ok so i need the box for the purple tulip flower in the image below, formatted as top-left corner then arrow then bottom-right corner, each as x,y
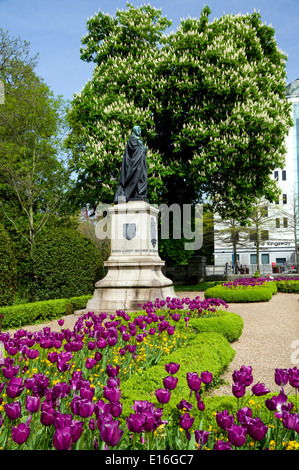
213,440 -> 232,450
248,417 -> 268,441
179,412 -> 195,430
275,368 -> 289,386
216,410 -> 235,431
201,371 -> 213,385
232,382 -> 246,398
251,382 -> 270,396
176,399 -> 193,412
186,372 -> 202,394
227,424 -> 247,447
100,419 -> 123,447
12,422 -> 31,445
155,388 -> 171,405
165,363 -> 180,375
4,401 -> 21,420
163,376 -> 178,390
53,426 -> 73,450
194,430 -> 209,449
26,395 -> 40,414
232,365 -> 253,386
6,377 -> 24,399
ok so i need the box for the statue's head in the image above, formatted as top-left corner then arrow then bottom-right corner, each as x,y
133,125 -> 141,136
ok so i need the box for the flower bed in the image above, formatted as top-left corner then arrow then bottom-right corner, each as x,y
0,297 -> 298,451
204,277 -> 278,303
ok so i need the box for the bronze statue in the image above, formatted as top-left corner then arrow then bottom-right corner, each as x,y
114,126 -> 147,203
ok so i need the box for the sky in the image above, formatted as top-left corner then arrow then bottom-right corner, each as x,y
1,0 -> 299,102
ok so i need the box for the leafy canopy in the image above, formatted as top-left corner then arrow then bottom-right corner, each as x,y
66,4 -> 292,221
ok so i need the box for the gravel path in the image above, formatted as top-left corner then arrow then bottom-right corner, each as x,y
5,291 -> 299,396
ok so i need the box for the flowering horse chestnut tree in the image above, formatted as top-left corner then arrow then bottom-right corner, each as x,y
66,4 -> 292,223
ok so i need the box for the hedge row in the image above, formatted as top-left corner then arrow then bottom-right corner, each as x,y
276,280 -> 299,293
204,284 -> 275,303
0,295 -> 92,330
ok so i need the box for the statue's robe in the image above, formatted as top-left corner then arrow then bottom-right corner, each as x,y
114,134 -> 147,203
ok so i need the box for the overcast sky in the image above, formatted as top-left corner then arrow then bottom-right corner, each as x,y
1,0 -> 298,101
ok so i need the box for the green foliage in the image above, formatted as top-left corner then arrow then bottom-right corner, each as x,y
32,228 -> 104,301
0,294 -> 92,330
204,285 -> 273,302
276,280 -> 299,293
0,223 -> 17,306
186,311 -> 244,343
66,4 -> 292,221
120,332 -> 235,418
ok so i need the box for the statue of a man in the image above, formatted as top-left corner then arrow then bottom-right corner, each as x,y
114,125 -> 148,203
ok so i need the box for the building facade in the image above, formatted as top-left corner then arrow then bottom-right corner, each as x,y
213,79 -> 299,275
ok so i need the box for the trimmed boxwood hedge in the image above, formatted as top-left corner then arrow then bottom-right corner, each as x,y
120,332 -> 236,420
204,284 -> 273,302
186,310 -> 244,343
0,295 -> 92,330
276,280 -> 299,293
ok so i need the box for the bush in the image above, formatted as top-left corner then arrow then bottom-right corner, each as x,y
276,280 -> 299,293
0,295 -> 92,330
120,332 -> 235,419
0,223 -> 18,307
32,228 -> 105,301
186,310 -> 244,343
204,285 -> 273,302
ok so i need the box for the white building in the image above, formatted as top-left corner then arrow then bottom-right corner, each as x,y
213,79 -> 299,275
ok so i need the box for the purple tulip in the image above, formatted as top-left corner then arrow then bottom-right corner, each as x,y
201,371 -> 213,385
247,417 -> 268,441
179,412 -> 195,430
275,368 -> 289,387
251,382 -> 270,396
165,363 -> 180,375
163,376 -> 178,390
78,399 -> 95,418
85,358 -> 97,369
282,411 -> 299,431
236,407 -> 252,428
186,372 -> 202,393
232,365 -> 253,386
176,399 -> 193,412
227,424 -> 247,447
27,349 -> 39,360
58,319 -> 65,326
103,386 -> 121,403
288,367 -> 299,389
26,395 -> 40,414
155,388 -> 171,405
12,422 -> 31,445
40,406 -> 55,426
232,383 -> 246,398
6,377 -> 24,399
216,410 -> 234,431
194,430 -> 209,449
4,401 -> 21,420
100,419 -> 123,447
127,413 -> 147,433
106,365 -> 120,378
2,365 -> 20,379
213,440 -> 232,450
53,426 -> 73,450
70,420 -> 84,443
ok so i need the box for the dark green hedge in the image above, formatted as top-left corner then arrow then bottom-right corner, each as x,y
204,285 -> 273,302
121,332 -> 235,419
0,223 -> 18,307
32,228 -> 104,301
0,295 -> 92,330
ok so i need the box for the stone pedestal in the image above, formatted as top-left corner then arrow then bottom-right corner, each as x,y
85,201 -> 175,313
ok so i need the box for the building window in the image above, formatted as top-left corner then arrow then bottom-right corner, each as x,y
249,230 -> 257,241
250,254 -> 257,264
276,218 -> 280,228
261,230 -> 269,241
262,254 -> 269,264
283,217 -> 288,228
274,170 -> 279,180
283,194 -> 287,204
282,170 -> 286,181
261,206 -> 268,217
